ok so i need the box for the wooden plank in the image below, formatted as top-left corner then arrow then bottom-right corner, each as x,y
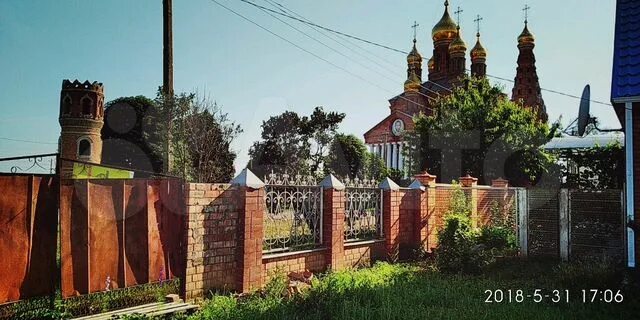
72,302 -> 162,320
559,189 -> 569,262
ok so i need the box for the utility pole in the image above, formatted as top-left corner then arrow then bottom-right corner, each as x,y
163,0 -> 174,174
163,0 -> 174,96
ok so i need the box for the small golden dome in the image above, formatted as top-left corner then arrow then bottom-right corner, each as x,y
432,1 -> 458,41
518,22 -> 535,45
428,56 -> 435,71
470,33 -> 487,60
448,27 -> 467,54
404,70 -> 421,92
407,40 -> 422,64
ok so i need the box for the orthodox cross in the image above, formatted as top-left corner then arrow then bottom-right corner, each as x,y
454,6 -> 463,25
523,4 -> 531,23
411,21 -> 419,42
474,14 -> 483,34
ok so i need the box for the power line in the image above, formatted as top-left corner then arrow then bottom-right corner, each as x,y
209,0 -> 436,111
246,0 -> 451,96
0,137 -> 57,145
238,0 -> 611,107
250,0 -> 441,100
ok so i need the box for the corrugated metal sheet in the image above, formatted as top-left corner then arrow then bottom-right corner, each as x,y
611,0 -> 640,100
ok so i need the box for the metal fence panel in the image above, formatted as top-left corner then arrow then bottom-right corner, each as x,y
527,188 -> 560,257
569,189 -> 625,260
263,173 -> 322,253
343,177 -> 382,242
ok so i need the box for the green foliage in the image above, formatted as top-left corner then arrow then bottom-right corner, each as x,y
556,140 -> 624,189
324,134 -> 389,181
325,134 -> 368,178
248,107 -> 345,178
445,182 -> 471,217
188,261 -> 639,320
434,214 -> 488,274
405,76 -> 554,186
155,91 -> 242,182
478,226 -> 517,251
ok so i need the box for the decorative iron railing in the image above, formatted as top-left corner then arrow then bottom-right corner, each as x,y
263,172 -> 322,253
0,153 -> 58,174
343,177 -> 383,242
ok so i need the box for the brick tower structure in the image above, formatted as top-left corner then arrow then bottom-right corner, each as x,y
511,20 -> 548,122
58,80 -> 105,178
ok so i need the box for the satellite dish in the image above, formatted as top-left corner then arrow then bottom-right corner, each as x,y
577,85 -> 591,136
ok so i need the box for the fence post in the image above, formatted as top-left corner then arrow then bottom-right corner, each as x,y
231,169 -> 265,292
409,179 -> 428,253
413,172 -> 437,252
559,189 -> 570,262
320,174 -> 345,271
459,175 -> 479,228
380,177 -> 401,262
517,188 -> 528,258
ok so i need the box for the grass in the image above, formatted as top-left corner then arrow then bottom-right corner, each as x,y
188,259 -> 640,320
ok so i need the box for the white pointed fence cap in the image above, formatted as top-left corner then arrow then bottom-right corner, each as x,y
408,179 -> 426,191
378,177 -> 400,191
319,174 -> 345,190
230,168 -> 265,189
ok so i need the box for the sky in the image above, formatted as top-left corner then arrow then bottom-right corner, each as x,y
0,0 -> 619,174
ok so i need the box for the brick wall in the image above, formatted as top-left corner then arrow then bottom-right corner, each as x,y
262,250 -> 327,284
184,183 -> 239,300
344,241 -> 385,268
182,174 -> 519,300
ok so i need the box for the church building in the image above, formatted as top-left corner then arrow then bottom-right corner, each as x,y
363,1 -> 547,172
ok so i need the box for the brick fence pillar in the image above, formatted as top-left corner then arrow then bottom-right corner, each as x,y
460,174 -> 479,228
380,177 -> 401,262
491,178 -> 509,188
231,169 -> 265,293
320,174 -> 345,271
413,172 -> 437,252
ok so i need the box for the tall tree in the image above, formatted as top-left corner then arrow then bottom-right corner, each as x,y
405,76 -> 555,186
248,107 -> 345,179
155,91 -> 242,182
325,133 -> 388,181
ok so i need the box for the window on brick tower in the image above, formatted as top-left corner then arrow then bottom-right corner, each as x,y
62,96 -> 72,114
82,97 -> 92,116
78,139 -> 91,157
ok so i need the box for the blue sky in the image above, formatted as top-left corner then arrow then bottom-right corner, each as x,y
0,0 -> 618,174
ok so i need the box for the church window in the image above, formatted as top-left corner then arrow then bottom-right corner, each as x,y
78,139 -> 91,157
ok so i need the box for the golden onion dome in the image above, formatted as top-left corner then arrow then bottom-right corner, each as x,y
518,22 -> 535,45
404,70 -> 421,92
470,33 -> 487,60
448,27 -> 467,54
432,1 -> 458,41
428,56 -> 435,71
407,40 -> 422,64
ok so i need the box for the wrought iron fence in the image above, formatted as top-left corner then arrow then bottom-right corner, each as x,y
0,153 -> 58,174
263,172 -> 322,253
343,177 -> 382,242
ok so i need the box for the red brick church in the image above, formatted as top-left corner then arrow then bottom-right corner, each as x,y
363,1 -> 547,173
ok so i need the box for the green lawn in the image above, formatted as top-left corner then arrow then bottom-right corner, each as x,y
189,258 -> 640,320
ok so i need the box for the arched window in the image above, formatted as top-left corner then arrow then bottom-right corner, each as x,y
62,96 -> 72,114
78,139 -> 91,157
81,97 -> 92,116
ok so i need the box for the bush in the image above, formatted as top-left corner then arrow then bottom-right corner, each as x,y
478,226 -> 517,251
434,214 -> 489,274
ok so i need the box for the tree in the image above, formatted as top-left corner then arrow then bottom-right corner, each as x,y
324,134 -> 390,181
155,90 -> 242,182
405,76 -> 555,186
248,107 -> 345,178
556,141 -> 624,189
101,96 -> 164,175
